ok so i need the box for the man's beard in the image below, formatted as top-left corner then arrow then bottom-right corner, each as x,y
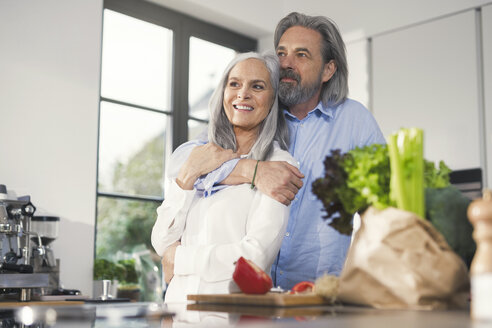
278,69 -> 323,107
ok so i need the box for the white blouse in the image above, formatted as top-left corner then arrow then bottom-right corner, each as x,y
151,143 -> 296,303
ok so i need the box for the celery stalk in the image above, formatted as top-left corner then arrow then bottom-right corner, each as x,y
388,128 -> 425,219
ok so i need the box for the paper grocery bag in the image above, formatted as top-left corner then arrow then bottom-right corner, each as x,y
338,206 -> 469,310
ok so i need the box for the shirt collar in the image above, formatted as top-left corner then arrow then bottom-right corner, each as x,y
282,101 -> 336,121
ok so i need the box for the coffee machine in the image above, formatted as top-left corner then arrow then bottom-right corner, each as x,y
0,184 -> 59,301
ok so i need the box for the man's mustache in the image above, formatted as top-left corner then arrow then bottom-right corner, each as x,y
280,69 -> 300,83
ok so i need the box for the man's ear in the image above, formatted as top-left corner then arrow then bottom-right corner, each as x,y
322,60 -> 337,82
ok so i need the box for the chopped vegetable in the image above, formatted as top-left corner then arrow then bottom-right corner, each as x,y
290,281 -> 315,294
233,257 -> 272,294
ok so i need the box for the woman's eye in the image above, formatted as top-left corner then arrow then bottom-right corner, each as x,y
253,84 -> 264,90
229,81 -> 239,87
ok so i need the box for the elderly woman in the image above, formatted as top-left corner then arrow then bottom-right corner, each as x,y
151,52 -> 296,303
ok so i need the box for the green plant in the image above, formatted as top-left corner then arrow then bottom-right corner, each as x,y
93,258 -> 138,286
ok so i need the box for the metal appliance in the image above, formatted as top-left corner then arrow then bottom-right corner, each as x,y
0,184 -> 59,301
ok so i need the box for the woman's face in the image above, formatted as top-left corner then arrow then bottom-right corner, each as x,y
223,58 -> 274,133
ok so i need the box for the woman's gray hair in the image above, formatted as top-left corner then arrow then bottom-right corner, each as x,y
208,52 -> 289,161
274,12 -> 348,106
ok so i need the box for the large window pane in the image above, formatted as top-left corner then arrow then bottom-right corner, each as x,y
95,196 -> 162,301
188,37 -> 236,125
101,9 -> 173,111
96,197 -> 160,258
98,101 -> 168,197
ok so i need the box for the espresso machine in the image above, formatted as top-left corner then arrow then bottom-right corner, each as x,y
0,184 -> 60,301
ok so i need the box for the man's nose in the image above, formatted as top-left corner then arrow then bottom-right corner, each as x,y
279,54 -> 294,70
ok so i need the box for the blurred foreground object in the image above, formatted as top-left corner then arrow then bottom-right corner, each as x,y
338,207 -> 469,310
467,189 -> 492,321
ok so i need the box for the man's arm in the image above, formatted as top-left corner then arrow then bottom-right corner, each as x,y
221,159 -> 304,206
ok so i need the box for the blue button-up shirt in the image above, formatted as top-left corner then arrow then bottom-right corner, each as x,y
271,99 -> 385,289
167,98 -> 385,290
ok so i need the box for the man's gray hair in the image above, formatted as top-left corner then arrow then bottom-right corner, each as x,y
208,52 -> 289,161
274,12 -> 348,106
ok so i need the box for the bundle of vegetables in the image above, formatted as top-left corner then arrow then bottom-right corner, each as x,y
312,128 -> 475,265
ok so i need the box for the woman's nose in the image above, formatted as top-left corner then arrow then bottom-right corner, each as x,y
237,87 -> 250,99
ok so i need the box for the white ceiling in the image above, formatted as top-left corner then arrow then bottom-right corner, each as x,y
149,0 -> 491,43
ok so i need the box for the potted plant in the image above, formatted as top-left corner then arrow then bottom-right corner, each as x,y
93,258 -> 124,298
116,258 -> 140,301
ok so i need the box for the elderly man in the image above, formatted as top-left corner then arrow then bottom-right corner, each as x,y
162,12 -> 385,290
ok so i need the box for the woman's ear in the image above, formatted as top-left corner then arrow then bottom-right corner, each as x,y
322,60 -> 337,83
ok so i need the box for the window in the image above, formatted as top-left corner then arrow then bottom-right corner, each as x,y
188,37 -> 236,139
96,0 -> 256,301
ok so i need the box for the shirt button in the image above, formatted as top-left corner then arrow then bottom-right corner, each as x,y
294,197 -> 298,201
285,232 -> 290,237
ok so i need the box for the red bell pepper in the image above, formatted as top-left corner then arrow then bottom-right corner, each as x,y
290,281 -> 315,294
233,257 -> 272,294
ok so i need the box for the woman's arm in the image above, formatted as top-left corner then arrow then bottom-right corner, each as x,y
174,191 -> 289,283
151,178 -> 196,256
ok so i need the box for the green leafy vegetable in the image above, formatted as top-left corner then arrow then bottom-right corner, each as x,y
312,149 -> 353,235
312,144 -> 392,235
424,160 -> 451,188
312,132 -> 453,235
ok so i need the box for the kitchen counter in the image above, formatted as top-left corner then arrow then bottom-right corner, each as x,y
0,301 -> 484,328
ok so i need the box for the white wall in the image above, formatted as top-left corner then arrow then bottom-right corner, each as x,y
0,0 -> 103,296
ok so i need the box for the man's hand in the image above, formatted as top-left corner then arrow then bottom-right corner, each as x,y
255,161 -> 304,205
162,241 -> 180,284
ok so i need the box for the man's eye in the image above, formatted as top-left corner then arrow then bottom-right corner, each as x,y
276,51 -> 286,57
298,53 -> 307,57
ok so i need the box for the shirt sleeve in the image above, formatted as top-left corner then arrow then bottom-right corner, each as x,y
173,191 -> 289,283
151,178 -> 196,256
355,104 -> 386,147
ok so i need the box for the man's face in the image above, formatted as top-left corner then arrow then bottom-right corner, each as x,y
276,26 -> 332,107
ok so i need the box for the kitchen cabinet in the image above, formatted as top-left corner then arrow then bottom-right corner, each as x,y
372,11 -> 481,173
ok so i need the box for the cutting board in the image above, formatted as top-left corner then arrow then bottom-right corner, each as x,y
0,300 -> 85,308
187,292 -> 330,307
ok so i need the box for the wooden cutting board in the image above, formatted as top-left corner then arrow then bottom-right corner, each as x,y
187,292 -> 330,307
0,300 -> 85,308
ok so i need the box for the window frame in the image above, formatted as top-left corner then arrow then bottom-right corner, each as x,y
95,0 -> 257,259
103,0 -> 257,149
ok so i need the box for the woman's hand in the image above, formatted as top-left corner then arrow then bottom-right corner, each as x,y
162,241 -> 180,284
177,143 -> 239,190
